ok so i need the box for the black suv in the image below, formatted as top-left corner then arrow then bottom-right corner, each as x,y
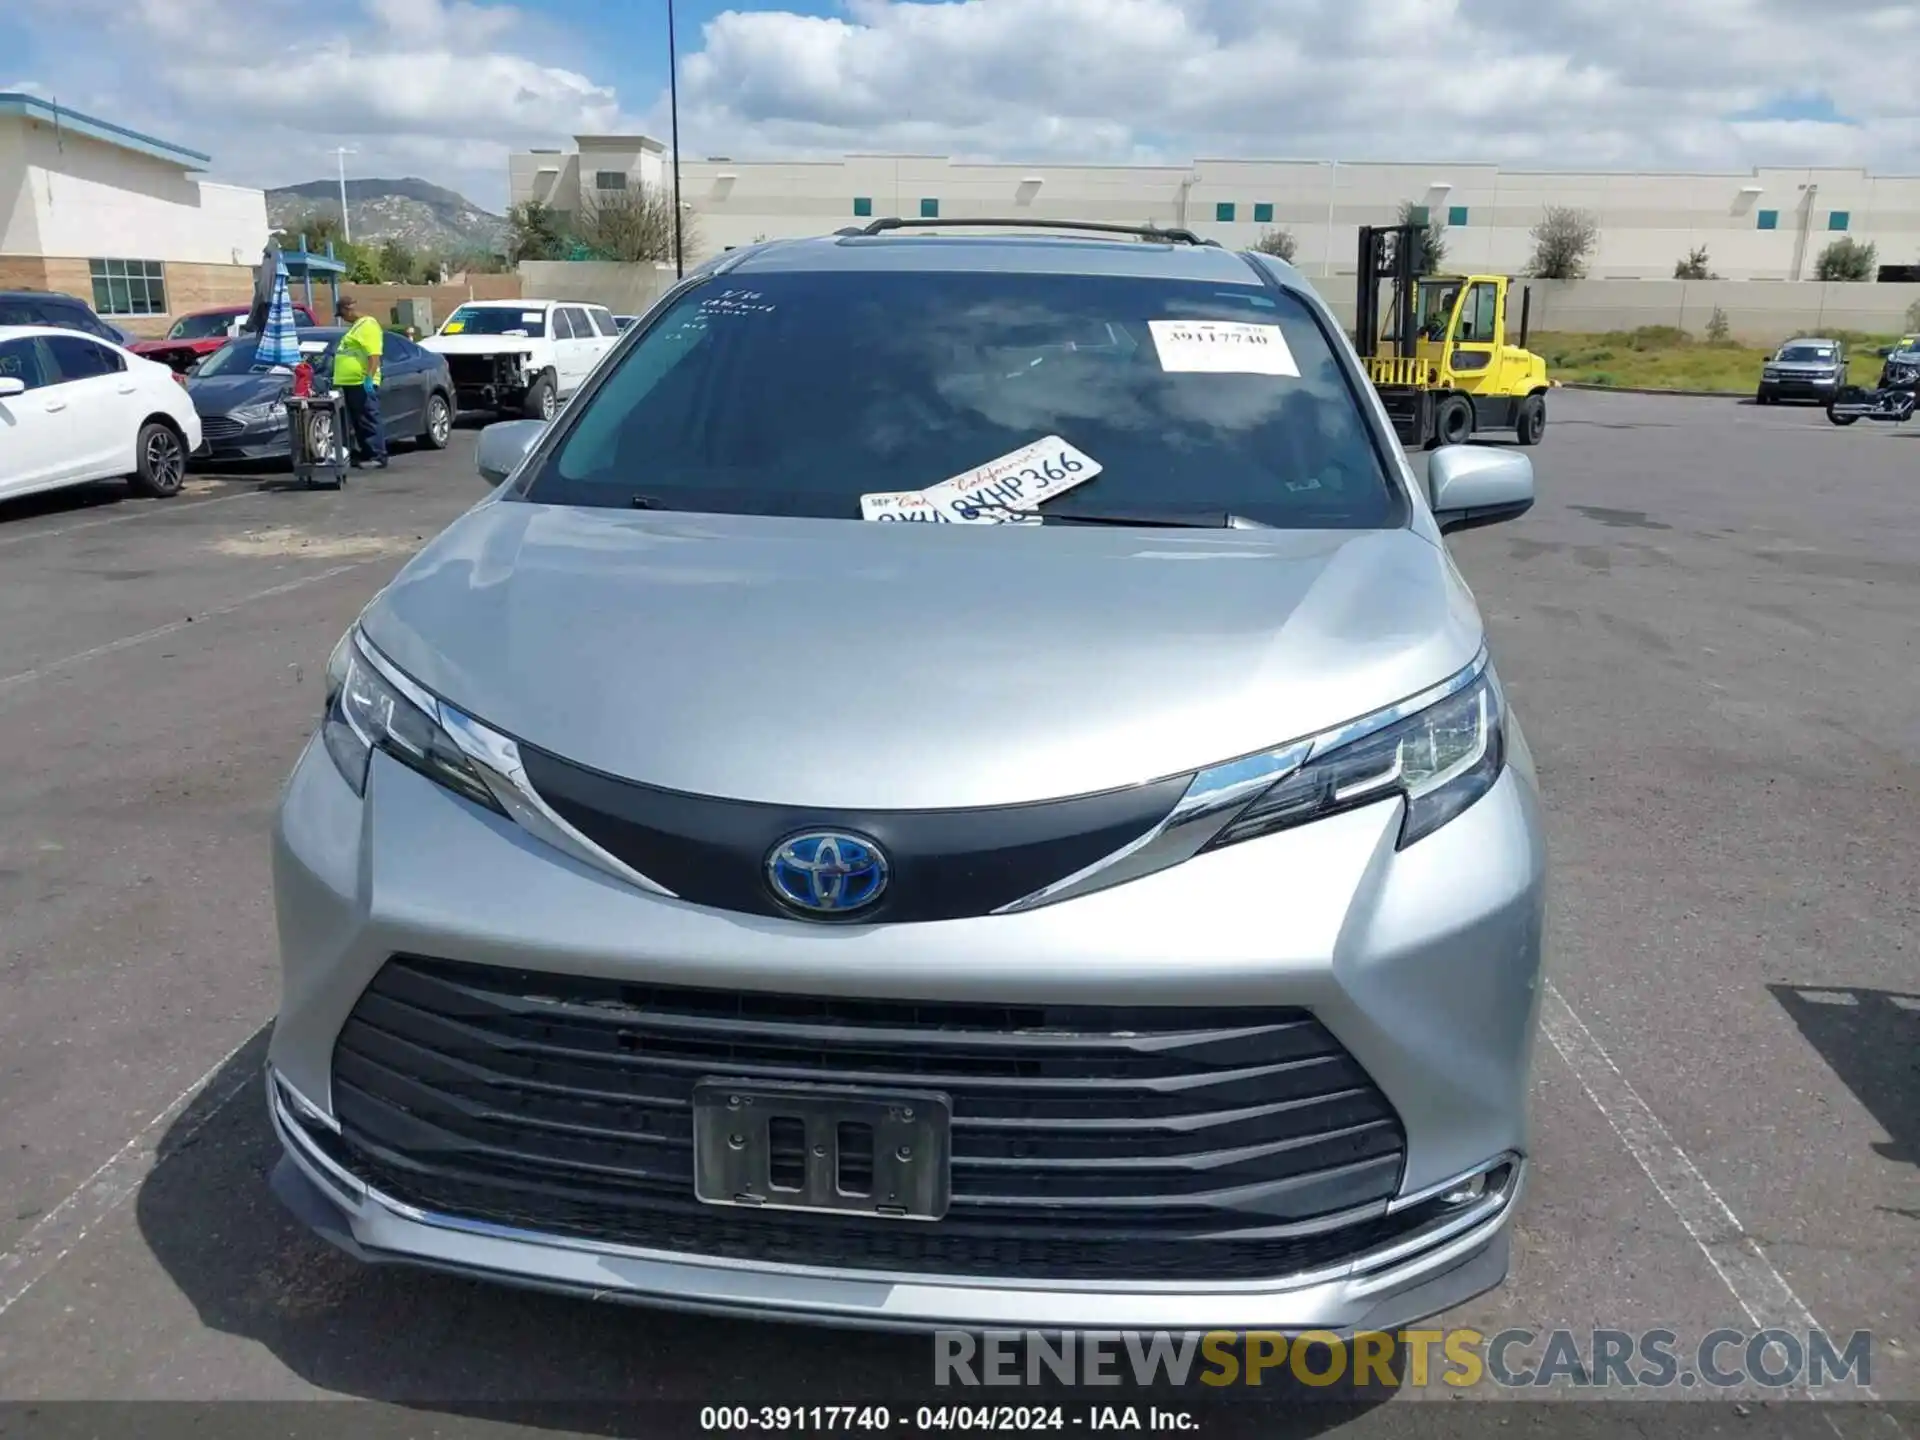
0,291 -> 131,345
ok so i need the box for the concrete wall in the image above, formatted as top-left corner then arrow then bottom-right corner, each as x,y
518,260 -> 677,314
1304,276 -> 1920,342
319,276 -> 524,327
604,151 -> 1920,280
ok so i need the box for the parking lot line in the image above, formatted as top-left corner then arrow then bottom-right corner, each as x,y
0,486 -> 256,552
0,1027 -> 260,1319
0,561 -> 370,696
1542,980 -> 1898,1422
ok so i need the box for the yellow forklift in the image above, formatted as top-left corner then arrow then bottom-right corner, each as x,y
1354,222 -> 1550,449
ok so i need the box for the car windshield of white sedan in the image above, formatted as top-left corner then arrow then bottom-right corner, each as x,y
444,306 -> 546,338
528,269 -> 1399,528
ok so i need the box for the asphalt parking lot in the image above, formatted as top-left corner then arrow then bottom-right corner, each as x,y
0,393 -> 1913,1435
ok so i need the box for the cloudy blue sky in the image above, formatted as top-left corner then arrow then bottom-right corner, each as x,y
3,0 -> 1911,210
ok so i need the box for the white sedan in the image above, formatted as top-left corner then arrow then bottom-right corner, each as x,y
0,325 -> 202,503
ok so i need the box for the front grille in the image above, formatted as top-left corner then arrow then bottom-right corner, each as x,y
447,355 -> 514,388
327,956 -> 1411,1281
199,415 -> 244,440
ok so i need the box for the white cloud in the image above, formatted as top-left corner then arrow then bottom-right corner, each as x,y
9,0 -> 1920,215
6,0 -> 641,206
668,0 -> 1919,173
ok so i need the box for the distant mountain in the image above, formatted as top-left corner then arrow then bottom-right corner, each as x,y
267,178 -> 507,256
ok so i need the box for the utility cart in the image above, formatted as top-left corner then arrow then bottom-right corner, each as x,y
1353,222 -> 1551,449
285,389 -> 349,489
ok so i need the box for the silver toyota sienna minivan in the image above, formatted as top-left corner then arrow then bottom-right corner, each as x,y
266,221 -> 1548,1333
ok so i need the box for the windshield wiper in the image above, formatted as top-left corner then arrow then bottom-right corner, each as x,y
630,494 -> 669,510
952,500 -> 1252,529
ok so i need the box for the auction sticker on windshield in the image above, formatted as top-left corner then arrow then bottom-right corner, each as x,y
1150,319 -> 1299,376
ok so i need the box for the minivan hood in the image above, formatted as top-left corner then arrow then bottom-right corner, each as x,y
361,505 -> 1484,809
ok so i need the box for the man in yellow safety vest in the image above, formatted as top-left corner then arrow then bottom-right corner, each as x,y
331,296 -> 388,469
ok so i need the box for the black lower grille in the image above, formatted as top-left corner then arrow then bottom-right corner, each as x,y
328,956 -> 1411,1282
199,415 -> 245,439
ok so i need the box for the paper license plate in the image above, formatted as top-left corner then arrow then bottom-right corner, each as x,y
691,1079 -> 952,1220
860,435 -> 1101,523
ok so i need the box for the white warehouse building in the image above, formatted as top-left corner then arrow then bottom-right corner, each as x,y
512,141 -> 1917,281
0,92 -> 270,336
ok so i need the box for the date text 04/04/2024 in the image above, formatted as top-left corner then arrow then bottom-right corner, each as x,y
699,1406 -> 1198,1431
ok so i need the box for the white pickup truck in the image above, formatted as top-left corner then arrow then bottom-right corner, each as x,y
421,299 -> 622,421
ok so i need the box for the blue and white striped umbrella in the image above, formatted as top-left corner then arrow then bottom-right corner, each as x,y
255,258 -> 301,369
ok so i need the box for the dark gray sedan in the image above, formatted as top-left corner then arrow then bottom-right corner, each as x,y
187,326 -> 455,462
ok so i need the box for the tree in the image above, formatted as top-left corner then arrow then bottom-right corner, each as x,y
1705,306 -> 1731,343
506,201 -> 569,263
1673,245 -> 1718,280
1396,200 -> 1446,274
1251,227 -> 1298,262
1528,206 -> 1600,279
1905,296 -> 1920,332
572,182 -> 697,266
377,237 -> 425,286
1814,237 -> 1877,282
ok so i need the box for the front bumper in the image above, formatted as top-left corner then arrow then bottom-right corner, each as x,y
191,416 -> 291,462
1759,374 -> 1842,400
268,722 -> 1549,1330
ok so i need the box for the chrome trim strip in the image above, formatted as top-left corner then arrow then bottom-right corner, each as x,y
353,632 -> 678,900
320,1161 -> 1505,1299
270,1076 -> 368,1204
998,649 -> 1492,914
270,1067 -> 340,1135
994,739 -> 1311,913
1387,1148 -> 1520,1213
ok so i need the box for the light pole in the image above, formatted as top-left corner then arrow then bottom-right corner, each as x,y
332,146 -> 358,243
1322,159 -> 1339,277
667,0 -> 684,277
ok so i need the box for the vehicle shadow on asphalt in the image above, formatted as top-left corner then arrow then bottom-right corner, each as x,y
1768,983 -> 1918,1172
134,1043 -> 1398,1435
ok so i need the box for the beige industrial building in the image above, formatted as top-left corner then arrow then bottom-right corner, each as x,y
511,142 -> 1916,281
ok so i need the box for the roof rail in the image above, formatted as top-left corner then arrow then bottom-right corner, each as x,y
848,217 -> 1219,247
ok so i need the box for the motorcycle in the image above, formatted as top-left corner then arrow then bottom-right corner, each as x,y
1826,351 -> 1920,426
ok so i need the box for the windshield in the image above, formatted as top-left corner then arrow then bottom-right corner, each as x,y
443,306 -> 546,338
168,312 -> 240,340
1778,345 -> 1835,363
193,333 -> 334,378
524,268 -> 1397,529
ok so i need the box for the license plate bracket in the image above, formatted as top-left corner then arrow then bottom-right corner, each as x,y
691,1079 -> 951,1221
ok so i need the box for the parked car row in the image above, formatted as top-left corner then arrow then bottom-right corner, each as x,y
1,291 -> 635,511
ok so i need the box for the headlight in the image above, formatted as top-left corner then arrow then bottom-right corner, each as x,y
1762,368 -> 1780,379
231,400 -> 288,427
1206,666 -> 1505,852
322,630 -> 502,813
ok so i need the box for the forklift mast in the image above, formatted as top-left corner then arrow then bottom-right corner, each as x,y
1354,222 -> 1426,362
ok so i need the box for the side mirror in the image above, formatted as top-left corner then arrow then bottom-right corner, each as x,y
1877,346 -> 1893,358
1429,445 -> 1535,535
476,418 -> 546,486
0,376 -> 24,399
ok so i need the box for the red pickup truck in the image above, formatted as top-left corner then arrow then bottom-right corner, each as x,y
131,303 -> 319,373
